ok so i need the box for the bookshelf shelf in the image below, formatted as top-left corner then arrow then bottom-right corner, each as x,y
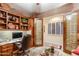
0,16 -> 6,19
0,8 -> 29,30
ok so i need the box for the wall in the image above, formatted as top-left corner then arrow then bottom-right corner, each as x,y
43,16 -> 63,51
0,30 -> 31,42
42,3 -> 79,51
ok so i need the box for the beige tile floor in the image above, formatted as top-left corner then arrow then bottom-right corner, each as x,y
25,47 -> 70,56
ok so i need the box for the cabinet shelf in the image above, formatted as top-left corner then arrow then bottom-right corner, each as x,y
21,25 -> 28,26
21,22 -> 28,24
0,22 -> 6,25
0,8 -> 29,30
0,16 -> 6,19
8,21 -> 19,24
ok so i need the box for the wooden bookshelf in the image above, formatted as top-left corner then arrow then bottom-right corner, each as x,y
7,13 -> 20,30
0,8 -> 29,31
0,9 -> 6,29
20,17 -> 28,30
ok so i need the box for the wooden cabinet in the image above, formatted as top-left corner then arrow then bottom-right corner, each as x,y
7,13 -> 20,30
28,18 -> 34,47
0,10 -> 7,29
0,43 -> 13,56
20,17 -> 29,30
64,13 -> 78,54
0,46 -> 1,53
77,13 -> 79,45
0,8 -> 29,30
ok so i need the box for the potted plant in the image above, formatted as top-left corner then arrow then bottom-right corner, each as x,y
45,48 -> 51,56
21,18 -> 28,22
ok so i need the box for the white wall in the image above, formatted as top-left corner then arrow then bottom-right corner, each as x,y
43,16 -> 63,51
0,30 -> 28,42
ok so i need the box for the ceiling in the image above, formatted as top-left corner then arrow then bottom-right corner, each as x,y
10,3 -> 67,16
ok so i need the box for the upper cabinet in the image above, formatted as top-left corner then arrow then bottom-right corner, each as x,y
0,10 -> 7,29
7,13 -> 20,30
0,8 -> 29,31
20,17 -> 28,30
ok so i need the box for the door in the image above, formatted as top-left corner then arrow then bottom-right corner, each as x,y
34,18 -> 43,46
64,13 -> 78,54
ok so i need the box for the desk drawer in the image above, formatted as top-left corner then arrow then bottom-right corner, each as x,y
2,44 -> 13,49
1,51 -> 12,56
0,43 -> 13,56
0,46 -> 1,52
2,47 -> 13,52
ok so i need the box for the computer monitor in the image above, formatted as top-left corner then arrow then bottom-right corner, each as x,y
12,32 -> 23,39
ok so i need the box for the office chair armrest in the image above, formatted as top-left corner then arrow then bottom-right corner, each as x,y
13,50 -> 19,54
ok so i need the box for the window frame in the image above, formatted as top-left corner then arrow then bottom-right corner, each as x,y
48,22 -> 63,35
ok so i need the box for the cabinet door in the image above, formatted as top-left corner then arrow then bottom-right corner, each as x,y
64,13 -> 78,54
28,18 -> 34,47
1,44 -> 13,56
0,46 -> 1,55
34,18 -> 43,46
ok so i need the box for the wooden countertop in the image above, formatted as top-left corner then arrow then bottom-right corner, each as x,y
0,39 -> 21,45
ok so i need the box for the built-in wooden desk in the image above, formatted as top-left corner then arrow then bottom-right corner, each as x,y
0,43 -> 13,56
0,40 -> 21,56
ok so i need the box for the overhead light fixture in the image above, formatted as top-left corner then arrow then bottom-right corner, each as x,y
32,3 -> 40,17
36,3 -> 40,5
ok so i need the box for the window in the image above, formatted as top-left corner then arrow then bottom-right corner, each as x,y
48,23 -> 52,34
56,22 -> 60,34
61,22 -> 63,34
48,22 -> 63,35
52,23 -> 55,34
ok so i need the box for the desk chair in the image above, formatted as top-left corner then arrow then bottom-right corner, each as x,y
14,34 -> 31,56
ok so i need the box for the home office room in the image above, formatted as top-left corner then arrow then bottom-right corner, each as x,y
0,1 -> 79,57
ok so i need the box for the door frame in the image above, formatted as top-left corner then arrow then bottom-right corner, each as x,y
34,18 -> 43,47
63,11 -> 79,54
